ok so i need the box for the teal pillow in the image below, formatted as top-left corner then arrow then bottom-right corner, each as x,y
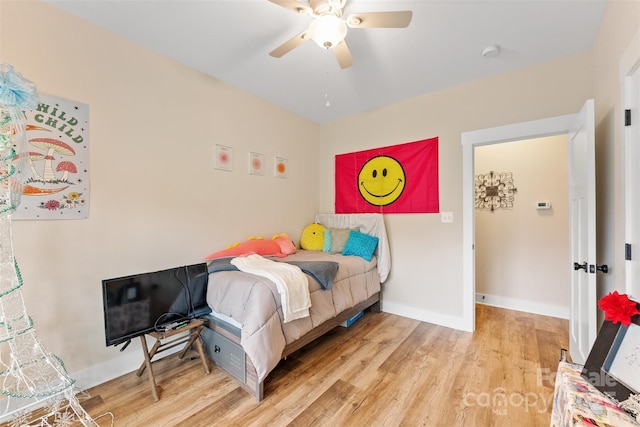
342,231 -> 379,261
323,229 -> 332,252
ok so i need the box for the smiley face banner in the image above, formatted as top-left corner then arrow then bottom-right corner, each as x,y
335,137 -> 439,214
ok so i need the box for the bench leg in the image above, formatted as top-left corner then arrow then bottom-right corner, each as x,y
139,335 -> 159,401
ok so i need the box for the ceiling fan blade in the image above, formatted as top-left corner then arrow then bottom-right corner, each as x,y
333,41 -> 353,69
346,11 -> 413,29
269,31 -> 310,58
267,0 -> 312,15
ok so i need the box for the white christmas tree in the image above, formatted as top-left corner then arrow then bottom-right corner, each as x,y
0,64 -> 103,426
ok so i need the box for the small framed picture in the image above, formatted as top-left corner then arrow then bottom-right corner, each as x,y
582,299 -> 640,401
214,144 -> 233,171
275,157 -> 287,178
249,152 -> 264,175
604,322 -> 640,393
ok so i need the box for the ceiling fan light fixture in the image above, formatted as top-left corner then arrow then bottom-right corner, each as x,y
309,15 -> 347,49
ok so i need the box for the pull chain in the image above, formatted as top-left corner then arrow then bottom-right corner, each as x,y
324,52 -> 331,107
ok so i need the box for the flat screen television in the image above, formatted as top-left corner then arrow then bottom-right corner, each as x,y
102,263 -> 211,347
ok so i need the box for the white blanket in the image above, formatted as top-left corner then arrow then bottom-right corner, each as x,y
231,254 -> 311,323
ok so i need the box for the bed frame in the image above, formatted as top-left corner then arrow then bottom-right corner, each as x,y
200,292 -> 380,401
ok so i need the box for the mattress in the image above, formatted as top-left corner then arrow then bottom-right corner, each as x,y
205,250 -> 381,382
209,308 -> 242,330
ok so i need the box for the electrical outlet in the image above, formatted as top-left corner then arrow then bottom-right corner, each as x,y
441,212 -> 453,223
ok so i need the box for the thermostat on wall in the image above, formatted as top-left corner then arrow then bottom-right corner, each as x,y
536,201 -> 551,210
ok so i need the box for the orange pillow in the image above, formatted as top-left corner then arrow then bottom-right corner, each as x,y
205,234 -> 296,260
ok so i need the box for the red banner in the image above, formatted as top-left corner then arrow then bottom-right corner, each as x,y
335,138 -> 439,214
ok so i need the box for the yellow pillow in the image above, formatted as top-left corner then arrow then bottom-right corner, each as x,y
300,223 -> 326,251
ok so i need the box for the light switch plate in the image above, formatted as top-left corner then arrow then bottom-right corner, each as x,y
441,212 -> 453,223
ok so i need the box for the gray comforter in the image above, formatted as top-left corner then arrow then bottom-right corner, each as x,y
206,250 -> 381,383
208,257 -> 339,290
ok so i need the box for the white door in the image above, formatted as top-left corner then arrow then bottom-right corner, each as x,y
624,62 -> 640,300
569,99 -> 597,364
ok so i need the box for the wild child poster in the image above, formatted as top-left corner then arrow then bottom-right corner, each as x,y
14,93 -> 89,220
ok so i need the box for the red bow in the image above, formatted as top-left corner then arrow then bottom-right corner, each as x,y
598,291 -> 640,326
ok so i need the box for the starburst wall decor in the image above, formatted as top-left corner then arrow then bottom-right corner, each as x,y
475,171 -> 518,212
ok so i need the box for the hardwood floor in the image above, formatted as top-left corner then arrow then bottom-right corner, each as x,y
78,304 -> 568,426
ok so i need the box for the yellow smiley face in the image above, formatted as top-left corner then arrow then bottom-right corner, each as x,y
358,156 -> 405,206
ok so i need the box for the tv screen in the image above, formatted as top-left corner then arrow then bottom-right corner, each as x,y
102,263 -> 211,346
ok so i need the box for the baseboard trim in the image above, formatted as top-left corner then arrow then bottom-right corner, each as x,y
381,301 -> 470,331
475,293 -> 569,319
71,338 -> 183,392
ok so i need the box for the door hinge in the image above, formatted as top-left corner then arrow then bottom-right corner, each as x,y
626,243 -> 632,261
625,109 -> 632,126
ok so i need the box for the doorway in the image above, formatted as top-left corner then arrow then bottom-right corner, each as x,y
461,113 -> 581,332
474,135 -> 570,319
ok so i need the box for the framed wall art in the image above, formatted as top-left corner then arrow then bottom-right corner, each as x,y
18,93 -> 90,220
249,152 -> 264,175
582,299 -> 640,402
214,144 -> 233,171
606,323 -> 640,393
275,157 -> 287,178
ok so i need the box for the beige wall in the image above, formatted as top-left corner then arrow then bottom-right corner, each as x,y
0,0 -> 638,389
318,53 -> 593,325
319,1 -> 639,326
475,136 -> 569,317
1,0 -> 319,383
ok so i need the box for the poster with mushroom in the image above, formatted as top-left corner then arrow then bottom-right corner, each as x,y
13,93 -> 89,220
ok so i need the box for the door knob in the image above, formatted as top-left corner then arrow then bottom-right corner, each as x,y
573,262 -> 587,271
596,264 -> 609,273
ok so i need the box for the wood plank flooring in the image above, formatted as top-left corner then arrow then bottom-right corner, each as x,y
77,304 -> 568,426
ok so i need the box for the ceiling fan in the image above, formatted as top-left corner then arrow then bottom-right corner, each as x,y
268,0 -> 412,69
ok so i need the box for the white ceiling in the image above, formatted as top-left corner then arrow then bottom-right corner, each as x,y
46,0 -> 608,123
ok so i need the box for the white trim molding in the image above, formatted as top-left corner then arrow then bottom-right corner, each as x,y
461,113 -> 577,332
381,301 -> 469,332
476,293 -> 569,319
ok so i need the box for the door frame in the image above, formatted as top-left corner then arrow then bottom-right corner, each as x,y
461,114 -> 578,332
621,29 -> 640,298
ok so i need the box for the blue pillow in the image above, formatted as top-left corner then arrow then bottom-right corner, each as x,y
342,231 -> 379,261
323,229 -> 332,252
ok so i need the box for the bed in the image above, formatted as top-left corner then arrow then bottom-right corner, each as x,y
200,213 -> 390,401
